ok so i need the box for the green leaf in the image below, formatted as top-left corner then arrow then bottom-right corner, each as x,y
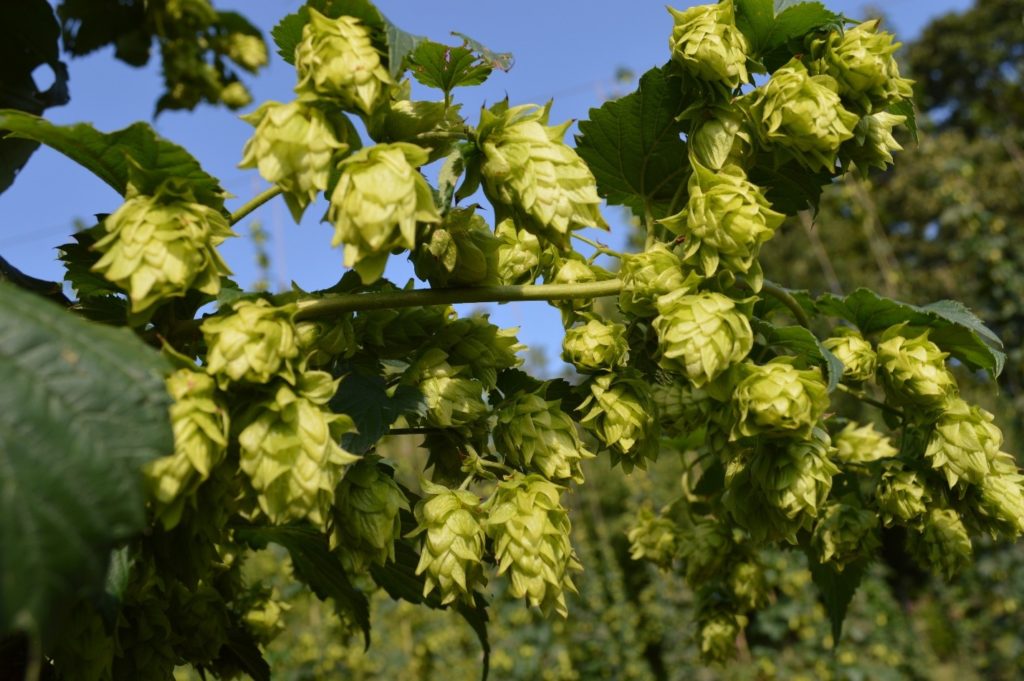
748,157 -> 833,214
56,0 -> 148,60
735,0 -> 776,54
762,3 -> 843,70
817,288 -> 1006,377
235,524 -> 371,649
330,370 -> 425,454
751,318 -> 844,391
888,98 -> 918,143
0,282 -> 172,640
220,626 -> 271,681
410,41 -> 492,93
575,65 -> 689,217
451,32 -> 514,72
804,549 -> 868,644
0,111 -> 226,208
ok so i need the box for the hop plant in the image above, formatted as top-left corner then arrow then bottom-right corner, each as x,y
428,315 -> 524,389
689,104 -> 753,170
651,381 -> 711,434
237,372 -> 359,526
876,329 -> 958,410
811,19 -> 914,114
483,473 -> 580,618
812,500 -> 880,570
909,508 -> 973,578
875,461 -> 929,526
494,392 -> 593,483
296,315 -> 357,367
145,369 -> 229,529
239,100 -> 350,221
728,560 -> 769,610
660,163 -> 784,284
653,290 -> 753,386
747,59 -> 859,171
92,179 -> 234,314
730,359 -> 830,439
495,217 -> 543,284
413,208 -> 501,288
677,516 -> 732,586
833,421 -> 898,464
202,298 -> 299,387
562,319 -> 629,372
294,9 -> 391,113
328,142 -> 441,283
841,111 -> 906,173
925,398 -> 1002,487
627,506 -> 678,569
618,243 -> 695,317
331,458 -> 410,573
667,0 -> 749,89
477,102 -> 606,243
407,348 -> 489,428
409,480 -> 487,605
823,328 -> 877,382
696,599 -> 745,664
578,372 -> 660,471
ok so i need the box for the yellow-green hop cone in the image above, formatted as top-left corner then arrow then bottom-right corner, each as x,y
668,0 -> 749,89
723,457 -> 803,542
677,517 -> 732,586
811,20 -> 914,114
409,480 -> 487,605
329,142 -> 441,283
221,31 -> 268,72
748,59 -> 859,172
696,600 -> 745,664
549,256 -> 612,325
477,102 -> 606,244
841,111 -> 905,174
407,348 -> 489,428
429,315 -> 524,389
562,319 -> 629,372
811,500 -> 880,571
238,372 -> 359,526
244,590 -> 290,644
202,299 -> 299,387
294,9 -> 391,113
220,81 -> 253,109
296,315 -> 357,367
578,372 -> 660,471
144,369 -> 229,529
239,100 -> 350,221
925,398 -> 1002,487
619,242 -> 698,317
876,461 -> 929,527
823,328 -> 877,382
660,163 -> 784,284
833,421 -> 898,464
627,506 -> 678,569
483,473 -> 580,618
495,217 -> 543,284
331,458 -> 410,573
909,508 -> 972,578
728,560 -> 769,610
978,472 -> 1024,537
749,427 -> 839,530
414,208 -> 501,288
731,359 -> 830,439
653,290 -> 753,386
652,381 -> 711,433
92,182 -> 234,314
876,330 -> 958,410
690,104 -> 753,170
494,393 -> 593,483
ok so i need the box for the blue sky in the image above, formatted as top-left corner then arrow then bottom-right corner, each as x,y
2,0 -> 971,373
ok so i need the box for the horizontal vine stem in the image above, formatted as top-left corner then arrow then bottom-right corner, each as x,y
230,186 -> 283,226
293,278 -> 624,320
760,280 -> 812,329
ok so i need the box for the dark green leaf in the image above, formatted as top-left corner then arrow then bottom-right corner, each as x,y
455,594 -> 491,681
888,98 -> 918,143
382,17 -> 426,78
270,9 -> 307,64
749,157 -> 833,215
56,0 -> 148,59
762,3 -> 843,70
0,282 -> 172,640
804,549 -> 868,644
220,626 -> 271,681
0,111 -> 226,208
575,65 -> 689,217
751,318 -> 843,391
410,41 -> 492,93
235,524 -> 370,649
331,370 -> 425,454
735,0 -> 776,54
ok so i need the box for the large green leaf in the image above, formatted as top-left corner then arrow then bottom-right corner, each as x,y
331,369 -> 424,454
0,110 -> 226,208
0,282 -> 172,640
805,549 -> 869,644
817,288 -> 1006,377
736,0 -> 843,69
575,65 -> 689,217
409,41 -> 492,94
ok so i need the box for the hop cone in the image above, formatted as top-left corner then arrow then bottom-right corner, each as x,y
651,381 -> 711,434
562,319 -> 629,372
145,369 -> 229,529
627,506 -> 678,569
653,290 -> 753,386
408,348 -> 489,428
979,472 -> 1024,537
239,100 -> 350,221
578,372 -> 660,471
677,517 -> 732,586
833,421 -> 897,464
429,315 -> 524,389
356,301 -> 449,359
332,458 -> 410,573
483,473 -> 580,618
477,102 -> 606,243
202,299 -> 299,387
731,359 -> 830,439
723,457 -> 802,542
409,480 -> 487,605
749,427 -> 839,533
550,256 -> 611,325
618,243 -> 695,317
328,142 -> 441,283
238,372 -> 359,526
811,500 -> 880,571
876,461 -> 929,526
696,599 -> 745,664
222,31 -> 268,72
494,392 -> 593,483
925,398 -> 1002,487
690,104 -> 752,170
909,508 -> 972,578
876,330 -> 958,410
668,0 -> 749,89
823,328 -> 877,382
414,208 -> 501,288
728,560 -> 769,610
841,111 -> 906,173
812,20 -> 914,114
747,59 -> 859,171
495,217 -> 543,284
660,163 -> 784,283
294,9 -> 391,113
296,315 -> 356,367
92,180 -> 234,314
168,582 -> 230,665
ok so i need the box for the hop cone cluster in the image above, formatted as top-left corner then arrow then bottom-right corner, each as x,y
730,359 -> 829,439
484,474 -> 580,618
653,290 -> 753,386
202,299 -> 299,387
328,142 -> 441,283
876,330 -> 957,410
823,328 -> 877,382
562,319 -> 629,372
332,458 -> 410,573
409,480 -> 487,605
667,0 -> 749,89
578,372 -> 659,471
618,243 -> 693,317
494,392 -> 593,483
92,180 -> 233,314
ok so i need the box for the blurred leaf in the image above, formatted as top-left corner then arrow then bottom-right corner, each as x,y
451,31 -> 514,72
805,549 -> 868,644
